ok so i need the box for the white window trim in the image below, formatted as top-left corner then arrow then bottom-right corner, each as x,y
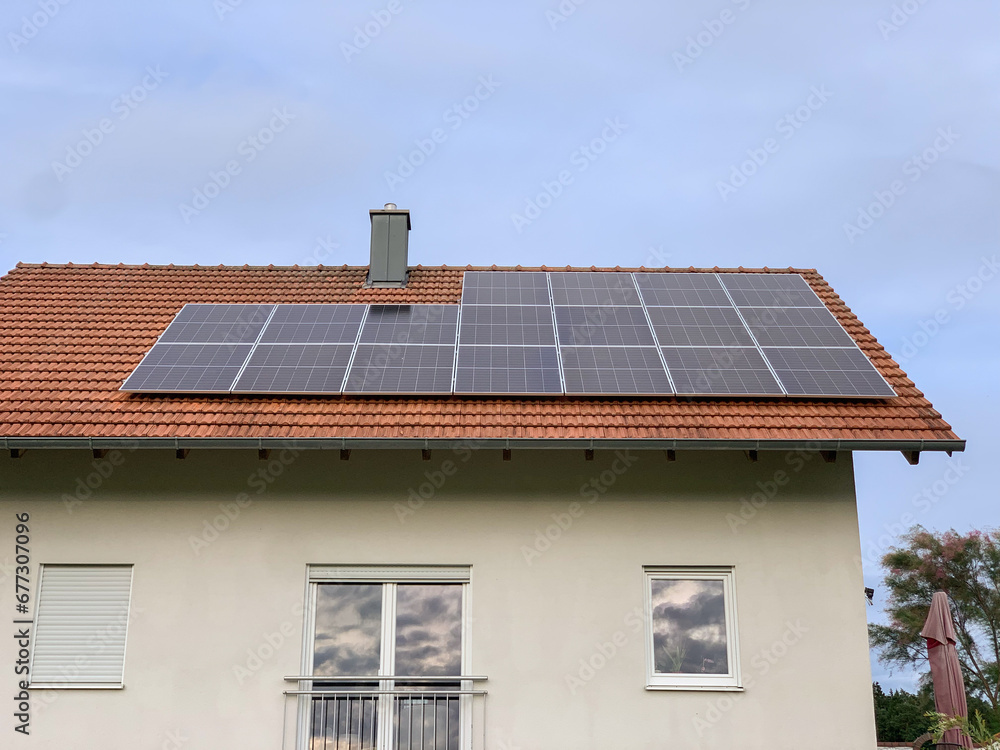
28,563 -> 134,690
643,566 -> 742,691
297,565 -> 474,750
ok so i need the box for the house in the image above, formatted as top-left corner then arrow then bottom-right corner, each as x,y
0,206 -> 964,750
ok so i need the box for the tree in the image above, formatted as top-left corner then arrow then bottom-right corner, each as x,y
872,682 -> 934,741
869,527 -> 1000,715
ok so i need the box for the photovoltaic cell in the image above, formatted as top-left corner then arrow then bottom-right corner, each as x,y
461,272 -> 551,305
458,306 -> 556,345
634,273 -> 733,307
231,344 -> 354,393
560,346 -> 672,395
646,307 -> 756,347
549,273 -> 641,306
454,346 -> 562,394
762,347 -> 896,397
719,274 -> 825,308
259,305 -> 365,344
121,343 -> 252,392
739,307 -> 857,348
157,304 -> 274,344
661,347 -> 784,396
359,305 -> 459,345
344,344 -> 455,394
555,306 -> 655,346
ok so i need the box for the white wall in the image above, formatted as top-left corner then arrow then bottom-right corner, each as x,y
0,447 -> 876,750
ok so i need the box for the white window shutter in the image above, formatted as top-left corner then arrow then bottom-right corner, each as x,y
30,565 -> 134,688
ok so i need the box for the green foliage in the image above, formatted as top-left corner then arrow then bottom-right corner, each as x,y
868,526 -> 1000,711
927,709 -> 1000,745
873,682 -> 934,741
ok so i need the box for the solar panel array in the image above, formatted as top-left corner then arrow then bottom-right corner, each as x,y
121,273 -> 896,398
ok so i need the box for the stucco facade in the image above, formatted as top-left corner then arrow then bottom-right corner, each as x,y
0,447 -> 876,749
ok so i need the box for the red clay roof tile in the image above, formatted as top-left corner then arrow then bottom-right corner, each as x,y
0,263 -> 960,445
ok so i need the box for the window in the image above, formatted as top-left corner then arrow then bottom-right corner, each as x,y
300,566 -> 473,750
30,564 -> 134,688
643,566 -> 741,690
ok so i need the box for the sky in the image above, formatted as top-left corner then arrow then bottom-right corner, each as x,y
1,0 -> 997,693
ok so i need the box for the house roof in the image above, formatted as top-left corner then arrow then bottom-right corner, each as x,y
0,262 -> 963,453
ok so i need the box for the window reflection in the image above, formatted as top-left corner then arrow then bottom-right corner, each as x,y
394,584 -> 462,677
313,583 -> 383,676
651,579 -> 728,674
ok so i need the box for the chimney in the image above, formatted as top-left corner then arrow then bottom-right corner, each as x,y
367,203 -> 410,287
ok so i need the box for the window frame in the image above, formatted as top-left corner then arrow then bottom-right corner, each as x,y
642,566 -> 742,691
297,565 -> 473,750
28,563 -> 135,690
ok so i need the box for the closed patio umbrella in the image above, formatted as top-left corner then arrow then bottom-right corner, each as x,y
920,591 -> 972,749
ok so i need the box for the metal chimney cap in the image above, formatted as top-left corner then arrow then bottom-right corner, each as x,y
383,202 -> 397,209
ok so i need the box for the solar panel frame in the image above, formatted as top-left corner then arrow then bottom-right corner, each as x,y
458,305 -> 557,346
646,306 -> 757,347
559,346 -> 673,395
661,346 -> 785,396
762,347 -> 897,398
461,271 -> 552,305
454,345 -> 563,395
258,304 -> 366,344
554,305 -> 656,347
549,272 -> 642,306
120,343 -> 253,392
230,343 -> 355,394
358,305 -> 460,345
156,304 -> 276,344
343,344 -> 457,394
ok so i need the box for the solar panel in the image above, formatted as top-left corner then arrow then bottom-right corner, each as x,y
560,346 -> 672,394
634,273 -> 733,307
157,304 -> 274,344
661,347 -> 784,396
762,347 -> 896,397
259,305 -> 365,344
719,274 -> 825,308
549,273 -> 641,306
461,272 -> 551,305
121,343 -> 252,392
555,306 -> 656,346
454,346 -> 562,394
231,344 -> 354,393
344,344 -> 455,394
739,307 -> 857,348
646,307 -> 756,347
458,305 -> 556,346
359,305 -> 459,345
